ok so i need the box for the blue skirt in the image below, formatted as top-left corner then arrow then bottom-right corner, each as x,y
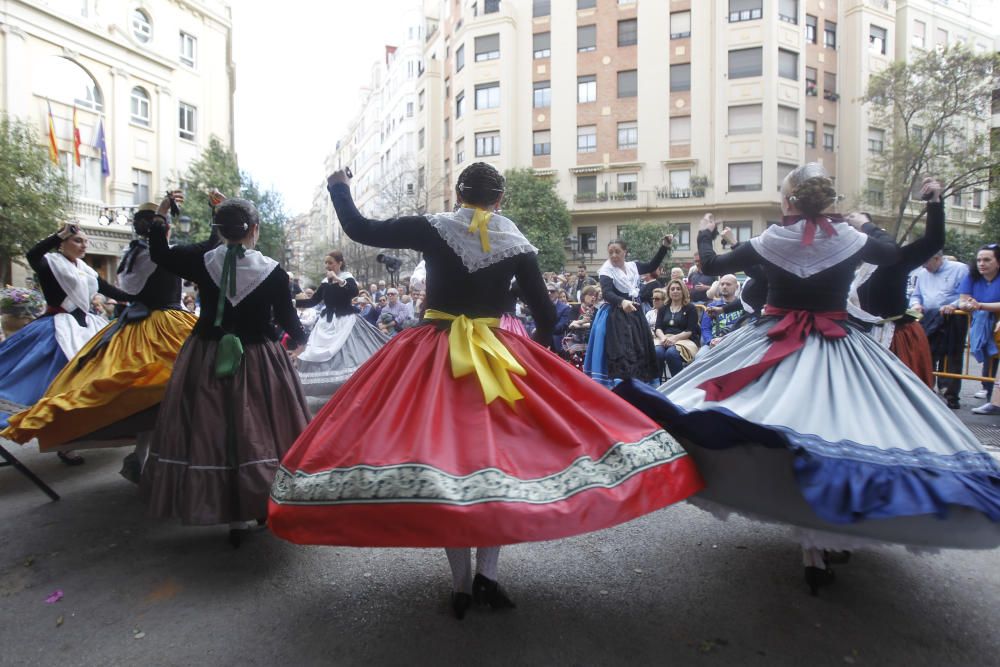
615,316 -> 1000,549
582,305 -> 611,386
0,316 -> 68,427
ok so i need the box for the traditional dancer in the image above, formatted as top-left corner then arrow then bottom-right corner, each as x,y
269,163 -> 703,618
294,250 -> 388,410
615,163 -> 1000,594
0,224 -> 131,464
140,198 -> 310,546
583,237 -> 670,386
2,194 -> 198,479
845,179 -> 943,387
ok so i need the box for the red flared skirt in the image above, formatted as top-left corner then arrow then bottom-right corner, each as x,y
269,324 -> 702,547
891,320 -> 935,389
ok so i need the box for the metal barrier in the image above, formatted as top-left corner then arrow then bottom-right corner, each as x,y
931,309 -> 998,384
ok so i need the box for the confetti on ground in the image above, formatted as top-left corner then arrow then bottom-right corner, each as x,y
44,590 -> 63,604
55,616 -> 63,627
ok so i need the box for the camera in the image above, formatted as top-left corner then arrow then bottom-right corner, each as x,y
376,253 -> 403,273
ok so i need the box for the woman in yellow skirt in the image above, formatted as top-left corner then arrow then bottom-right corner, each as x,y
2,193 -> 200,477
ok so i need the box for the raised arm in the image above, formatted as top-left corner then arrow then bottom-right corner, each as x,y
897,201 -> 944,271
634,242 -> 670,276
697,229 -> 761,276
295,282 -> 325,309
26,233 -> 62,273
98,278 -> 133,303
328,180 -> 432,252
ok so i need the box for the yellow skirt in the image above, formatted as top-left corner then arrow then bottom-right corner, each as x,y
1,309 -> 197,451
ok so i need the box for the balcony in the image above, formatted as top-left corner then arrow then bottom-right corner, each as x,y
655,186 -> 706,200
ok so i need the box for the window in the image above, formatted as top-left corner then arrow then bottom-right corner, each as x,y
445,77 -> 450,99
444,118 -> 450,139
824,21 -> 836,49
577,177 -> 597,204
475,131 -> 500,157
475,34 -> 500,61
870,25 -> 887,55
130,86 -> 151,126
533,130 -> 551,156
618,19 -> 637,46
456,137 -> 465,164
418,128 -> 425,149
533,0 -> 550,17
867,179 -> 884,207
670,63 -> 691,91
730,222 -> 754,243
617,121 -> 638,149
132,169 -> 151,205
777,105 -> 798,136
578,0 -> 596,7
729,0 -> 762,23
418,89 -> 425,110
670,11 -> 691,39
533,80 -> 551,108
805,68 -> 818,97
178,102 -> 196,140
670,169 -> 691,191
132,9 -> 152,43
577,125 -> 597,153
913,20 -> 926,49
475,82 -> 500,109
805,120 -> 816,147
617,173 -> 637,195
778,49 -> 798,80
728,104 -> 762,134
868,128 -> 885,153
805,15 -> 817,43
533,32 -> 551,59
673,224 -> 691,250
406,102 -> 414,117
823,71 -> 837,100
823,124 -> 835,151
578,25 -> 596,52
935,28 -> 948,48
954,190 -> 963,207
779,0 -> 797,24
777,162 -> 796,192
729,47 -> 763,79
578,75 -> 596,103
617,69 -> 637,98
973,189 -> 983,209
179,31 -> 196,68
670,116 -> 691,145
456,44 -> 465,71
729,162 -> 762,192
456,91 -> 465,118
484,0 -> 500,13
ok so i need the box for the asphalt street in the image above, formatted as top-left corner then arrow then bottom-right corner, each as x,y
2,382 -> 1000,666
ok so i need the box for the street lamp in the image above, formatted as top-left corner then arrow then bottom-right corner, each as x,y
97,206 -> 136,226
173,215 -> 193,244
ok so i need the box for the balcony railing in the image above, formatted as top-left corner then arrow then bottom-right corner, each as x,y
574,191 -> 637,203
655,186 -> 706,200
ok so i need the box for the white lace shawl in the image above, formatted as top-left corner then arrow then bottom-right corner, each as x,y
46,251 -> 99,313
846,262 -> 883,325
203,245 -> 279,306
116,247 -> 156,295
750,220 -> 868,278
426,208 -> 537,272
598,260 -> 640,299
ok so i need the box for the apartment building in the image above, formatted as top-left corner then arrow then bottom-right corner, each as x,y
325,0 -> 995,271
0,0 -> 235,283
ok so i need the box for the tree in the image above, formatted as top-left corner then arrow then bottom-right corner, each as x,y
864,46 -> 1000,239
0,114 -> 71,284
240,173 -> 288,261
979,196 -> 1000,245
501,169 -> 571,271
616,220 -> 673,267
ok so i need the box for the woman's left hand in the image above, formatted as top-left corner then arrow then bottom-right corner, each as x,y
621,300 -> 637,314
698,213 -> 716,233
661,234 -> 673,248
328,170 -> 351,188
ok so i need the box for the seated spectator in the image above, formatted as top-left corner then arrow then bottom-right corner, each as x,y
182,293 -> 199,315
654,279 -> 701,376
638,266 -> 663,312
688,254 -> 717,303
564,284 -> 600,370
549,283 -> 573,354
381,287 -> 414,327
701,274 -> 745,348
569,263 -> 598,301
669,267 -> 685,282
646,288 -> 665,331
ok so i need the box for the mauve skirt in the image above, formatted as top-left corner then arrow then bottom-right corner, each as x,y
141,336 -> 310,526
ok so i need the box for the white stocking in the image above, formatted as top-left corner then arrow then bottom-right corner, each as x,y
445,548 -> 473,593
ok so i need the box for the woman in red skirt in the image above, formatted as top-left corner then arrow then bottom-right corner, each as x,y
269,163 -> 703,618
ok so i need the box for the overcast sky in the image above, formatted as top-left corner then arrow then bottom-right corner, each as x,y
231,2 -> 410,216
232,1 -> 1000,217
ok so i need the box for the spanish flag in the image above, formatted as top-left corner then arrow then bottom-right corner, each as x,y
72,105 -> 81,167
46,102 -> 58,165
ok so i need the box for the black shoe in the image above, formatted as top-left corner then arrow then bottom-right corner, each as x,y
451,592 -> 472,619
57,451 -> 85,466
119,453 -> 140,484
228,528 -> 249,549
804,566 -> 835,596
256,516 -> 268,528
946,396 -> 961,410
472,573 -> 516,609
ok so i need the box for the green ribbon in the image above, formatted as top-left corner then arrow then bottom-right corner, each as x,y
214,243 -> 246,328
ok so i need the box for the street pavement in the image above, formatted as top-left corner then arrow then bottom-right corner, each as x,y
2,381 -> 1000,666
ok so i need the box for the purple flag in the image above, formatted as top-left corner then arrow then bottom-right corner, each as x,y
96,119 -> 110,176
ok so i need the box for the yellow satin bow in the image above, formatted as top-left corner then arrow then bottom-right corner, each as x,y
425,309 -> 527,407
462,205 -> 492,253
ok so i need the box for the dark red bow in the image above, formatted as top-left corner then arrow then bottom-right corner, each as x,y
780,214 -> 843,246
698,307 -> 848,402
